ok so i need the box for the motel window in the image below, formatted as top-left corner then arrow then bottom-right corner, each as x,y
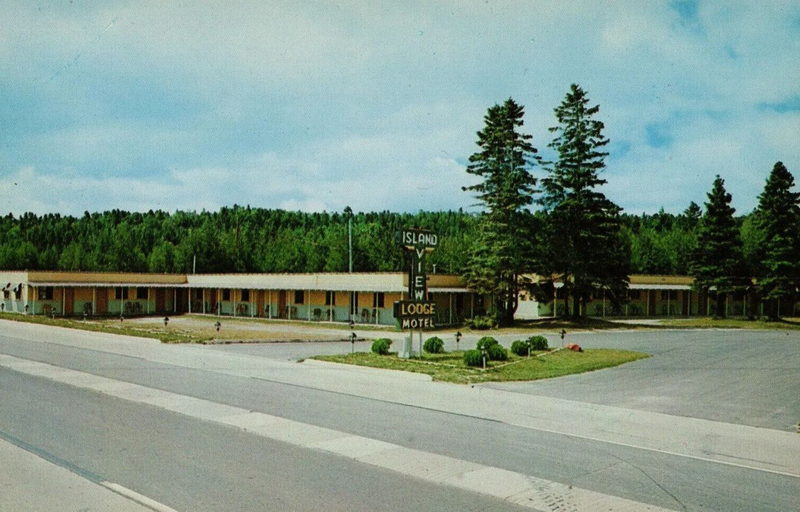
38,287 -> 54,300
628,290 -> 640,300
373,292 -> 384,308
325,291 -> 336,306
136,288 -> 148,300
115,287 -> 129,300
241,289 -> 250,302
2,290 -> 8,299
294,290 -> 305,304
222,289 -> 231,301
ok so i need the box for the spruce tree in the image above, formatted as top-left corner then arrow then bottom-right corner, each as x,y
540,84 -> 629,317
690,176 -> 746,317
754,161 -> 800,318
462,98 -> 539,326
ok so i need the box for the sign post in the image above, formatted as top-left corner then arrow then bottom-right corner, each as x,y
394,229 -> 438,358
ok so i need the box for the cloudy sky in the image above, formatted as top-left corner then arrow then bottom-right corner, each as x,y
1,0 -> 798,217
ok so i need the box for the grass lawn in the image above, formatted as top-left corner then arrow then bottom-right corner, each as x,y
660,316 -> 800,330
314,348 -> 649,384
0,312 -> 210,343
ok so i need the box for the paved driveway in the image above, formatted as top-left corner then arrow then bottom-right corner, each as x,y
484,329 -> 800,431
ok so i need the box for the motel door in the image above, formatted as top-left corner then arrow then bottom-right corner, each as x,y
256,290 -> 264,317
64,288 -> 74,315
95,288 -> 108,314
277,291 -> 286,318
155,289 -> 166,313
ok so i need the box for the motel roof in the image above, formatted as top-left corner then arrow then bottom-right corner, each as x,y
0,271 -> 471,293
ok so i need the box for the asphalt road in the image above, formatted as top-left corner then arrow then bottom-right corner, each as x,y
1,324 -> 798,511
0,370 -> 530,512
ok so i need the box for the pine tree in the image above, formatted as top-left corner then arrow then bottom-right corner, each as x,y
754,161 -> 800,318
462,98 -> 539,326
540,84 -> 629,317
690,175 -> 746,317
681,201 -> 702,230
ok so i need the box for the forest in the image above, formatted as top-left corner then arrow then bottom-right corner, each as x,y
0,203 -> 762,277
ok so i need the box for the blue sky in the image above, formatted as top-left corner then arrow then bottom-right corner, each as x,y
1,0 -> 798,216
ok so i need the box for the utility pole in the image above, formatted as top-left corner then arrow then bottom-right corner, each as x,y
348,216 -> 352,273
344,206 -> 354,323
344,206 -> 353,273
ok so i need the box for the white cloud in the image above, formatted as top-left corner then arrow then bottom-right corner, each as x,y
1,1 -> 798,217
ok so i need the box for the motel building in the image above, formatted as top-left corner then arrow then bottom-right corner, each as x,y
1,271 -> 796,325
0,271 -> 483,327
517,274 -> 799,319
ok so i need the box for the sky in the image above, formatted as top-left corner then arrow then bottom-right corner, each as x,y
1,0 -> 799,217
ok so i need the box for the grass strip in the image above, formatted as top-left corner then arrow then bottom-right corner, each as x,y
314,349 -> 649,384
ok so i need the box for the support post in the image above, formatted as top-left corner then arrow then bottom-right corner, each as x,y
602,289 -> 606,317
449,294 -> 453,325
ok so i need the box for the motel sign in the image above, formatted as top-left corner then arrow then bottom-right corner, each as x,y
394,228 -> 438,329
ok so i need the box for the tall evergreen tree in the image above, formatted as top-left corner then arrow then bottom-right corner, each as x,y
754,161 -> 800,318
462,98 -> 539,326
690,175 -> 746,317
540,84 -> 629,317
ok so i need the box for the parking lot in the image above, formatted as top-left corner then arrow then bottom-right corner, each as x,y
484,329 -> 800,431
206,326 -> 800,431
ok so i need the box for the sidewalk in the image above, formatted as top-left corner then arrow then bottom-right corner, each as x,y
0,437 -> 169,512
2,319 -> 799,478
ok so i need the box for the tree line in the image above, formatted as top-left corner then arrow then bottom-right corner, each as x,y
0,208 -> 475,275
0,205 -> 742,276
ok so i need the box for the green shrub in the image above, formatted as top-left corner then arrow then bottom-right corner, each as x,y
527,335 -> 548,351
371,338 -> 392,355
510,340 -> 529,356
476,336 -> 498,351
468,315 -> 497,330
487,343 -> 508,361
423,336 -> 445,354
463,349 -> 484,367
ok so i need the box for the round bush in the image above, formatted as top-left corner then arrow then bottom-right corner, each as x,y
476,336 -> 498,352
371,338 -> 392,355
423,336 -> 445,354
510,340 -> 529,357
463,349 -> 484,367
487,343 -> 508,361
527,335 -> 548,351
